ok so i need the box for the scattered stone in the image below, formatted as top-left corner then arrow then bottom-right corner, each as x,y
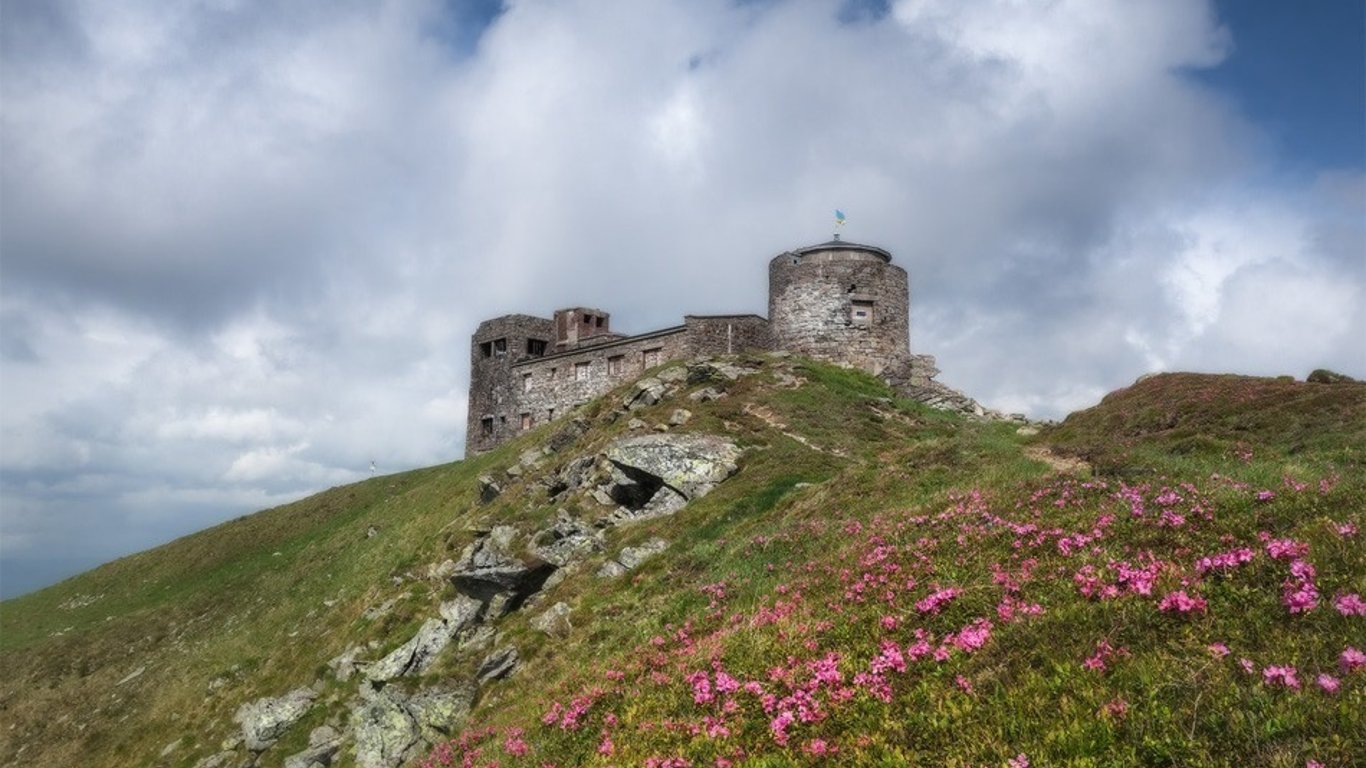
596,561 -> 629,579
234,687 -> 317,752
477,475 -> 501,503
366,526 -> 379,539
624,377 -> 667,411
530,602 -> 573,638
439,595 -> 484,632
505,464 -> 524,479
618,538 -> 670,569
477,646 -> 519,684
656,366 -> 689,384
772,371 -> 802,388
590,487 -> 615,506
351,689 -> 418,768
1016,426 -> 1040,437
192,751 -> 238,768
546,418 -> 589,453
687,359 -> 758,383
459,625 -> 496,652
327,645 -> 365,682
284,729 -> 342,768
116,665 -> 146,686
627,418 -> 647,430
362,597 -> 400,622
426,559 -> 457,581
159,738 -> 182,757
668,408 -> 692,426
519,448 -> 546,469
449,526 -> 554,604
688,386 -> 726,402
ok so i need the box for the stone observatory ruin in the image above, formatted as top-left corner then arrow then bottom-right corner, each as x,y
466,237 -> 978,454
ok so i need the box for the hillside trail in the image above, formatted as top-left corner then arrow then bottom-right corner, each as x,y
1024,444 -> 1091,474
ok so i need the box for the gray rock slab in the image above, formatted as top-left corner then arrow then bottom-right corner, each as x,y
605,433 -> 741,500
477,646 -> 519,684
234,687 -> 317,752
351,690 -> 418,768
529,602 -> 573,638
365,618 -> 454,682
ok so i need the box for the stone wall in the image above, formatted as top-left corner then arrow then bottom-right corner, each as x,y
767,243 -> 909,375
682,315 -> 771,357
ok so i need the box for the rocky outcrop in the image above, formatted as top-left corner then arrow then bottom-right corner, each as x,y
606,434 -> 741,501
407,685 -> 477,742
529,515 -> 603,567
233,687 -> 317,752
351,689 -> 418,768
449,526 -> 555,605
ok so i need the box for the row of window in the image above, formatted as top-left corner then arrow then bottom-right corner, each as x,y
518,347 -> 663,392
478,407 -> 558,437
480,337 -> 549,359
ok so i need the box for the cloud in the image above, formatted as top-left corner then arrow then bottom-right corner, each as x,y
1,0 -> 1361,596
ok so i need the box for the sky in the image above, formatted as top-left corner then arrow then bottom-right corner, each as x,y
1,0 -> 1362,599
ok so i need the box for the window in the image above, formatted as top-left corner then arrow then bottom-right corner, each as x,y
522,373 -> 532,392
595,316 -> 604,328
550,367 -> 558,380
574,361 -> 591,381
608,355 -> 624,376
547,407 -> 555,420
851,300 -> 874,326
499,415 -> 507,427
482,337 -> 508,357
642,347 -> 662,369
521,412 -> 532,430
480,341 -> 493,358
480,416 -> 494,436
526,339 -> 547,356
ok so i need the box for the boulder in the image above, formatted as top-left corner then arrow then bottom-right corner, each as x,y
656,365 -> 689,384
669,408 -> 693,426
476,646 -> 519,684
687,360 -> 757,383
438,595 -> 484,631
366,617 -> 455,682
618,538 -> 670,570
477,476 -> 501,503
450,526 -> 554,603
546,417 -> 589,453
688,387 -> 726,402
529,602 -> 573,639
407,684 -> 477,742
1308,368 -> 1359,384
234,687 -> 317,752
351,689 -> 418,768
529,516 -> 603,567
605,433 -> 741,500
596,561 -> 629,579
624,377 -> 666,411
327,644 -> 365,682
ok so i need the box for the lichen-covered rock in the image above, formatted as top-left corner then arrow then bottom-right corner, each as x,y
618,538 -> 670,570
669,408 -> 692,426
624,377 -> 666,410
351,689 -> 418,768
477,646 -> 519,684
327,644 -> 365,682
365,618 -> 455,682
596,560 -> 629,579
605,433 -> 741,500
438,595 -> 483,631
233,687 -> 317,751
191,752 -> 239,768
477,475 -> 501,503
530,602 -> 573,638
530,516 -> 604,567
450,526 -> 551,601
407,684 -> 477,742
283,732 -> 342,768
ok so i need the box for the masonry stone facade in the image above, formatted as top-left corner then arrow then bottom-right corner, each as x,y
466,238 -> 931,454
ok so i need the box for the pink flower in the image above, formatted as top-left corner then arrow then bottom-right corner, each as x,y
1255,490 -> 1276,502
598,735 -> 615,755
1262,665 -> 1301,690
769,710 -> 795,745
1157,590 -> 1207,614
1316,674 -> 1340,694
951,618 -> 994,653
955,674 -> 974,694
1266,538 -> 1309,561
1341,646 -> 1366,673
1333,520 -> 1357,537
1332,592 -> 1366,616
503,728 -> 530,756
802,739 -> 830,757
1207,642 -> 1230,658
1306,762 -> 1324,768
1007,755 -> 1031,768
1099,697 -> 1129,719
915,586 -> 961,614
1282,578 -> 1320,614
1239,658 -> 1256,675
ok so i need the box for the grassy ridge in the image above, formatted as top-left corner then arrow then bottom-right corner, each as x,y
1,363 -> 1361,768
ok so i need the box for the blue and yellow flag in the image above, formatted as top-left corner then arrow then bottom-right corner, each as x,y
834,209 -> 847,226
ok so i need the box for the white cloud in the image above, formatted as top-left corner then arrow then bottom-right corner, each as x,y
1,0 -> 1361,595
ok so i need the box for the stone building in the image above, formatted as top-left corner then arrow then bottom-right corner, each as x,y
466,237 -> 969,454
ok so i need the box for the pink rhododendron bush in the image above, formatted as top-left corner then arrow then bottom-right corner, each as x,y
425,469 -> 1363,767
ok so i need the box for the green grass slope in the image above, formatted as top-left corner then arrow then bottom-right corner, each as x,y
1,361 -> 1362,768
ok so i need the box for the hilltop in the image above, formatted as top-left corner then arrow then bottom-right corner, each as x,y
1,358 -> 1362,768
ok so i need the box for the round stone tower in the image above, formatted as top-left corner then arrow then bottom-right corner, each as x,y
767,237 -> 909,375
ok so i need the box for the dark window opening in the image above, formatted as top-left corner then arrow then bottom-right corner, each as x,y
851,300 -> 874,325
521,412 -> 532,430
527,338 -> 547,356
548,407 -> 555,420
595,316 -> 604,328
608,355 -> 624,375
480,416 -> 494,436
847,283 -> 857,293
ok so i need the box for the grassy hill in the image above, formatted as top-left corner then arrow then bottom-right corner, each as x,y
1,359 -> 1362,768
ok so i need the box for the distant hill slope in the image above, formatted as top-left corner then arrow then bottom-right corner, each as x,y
1,360 -> 1362,768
